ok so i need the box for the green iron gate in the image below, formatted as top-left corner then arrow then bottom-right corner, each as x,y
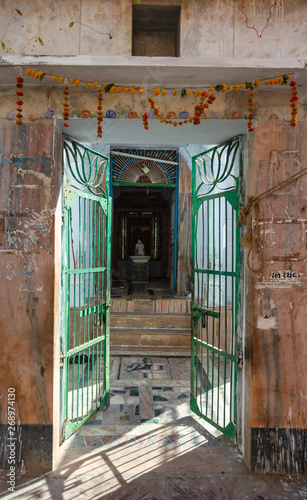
61,138 -> 111,440
191,137 -> 243,442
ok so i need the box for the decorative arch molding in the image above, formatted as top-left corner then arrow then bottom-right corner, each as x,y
111,148 -> 178,185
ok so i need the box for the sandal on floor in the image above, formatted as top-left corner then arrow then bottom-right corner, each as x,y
125,362 -> 146,372
143,357 -> 153,366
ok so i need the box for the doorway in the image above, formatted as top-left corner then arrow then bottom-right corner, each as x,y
59,135 -> 244,456
110,147 -> 179,296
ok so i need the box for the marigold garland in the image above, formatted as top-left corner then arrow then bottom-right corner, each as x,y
63,85 -> 70,127
193,91 -> 216,125
16,76 -> 24,125
247,87 -> 254,132
143,113 -> 149,130
19,67 -> 299,132
97,89 -> 103,138
290,81 -> 298,127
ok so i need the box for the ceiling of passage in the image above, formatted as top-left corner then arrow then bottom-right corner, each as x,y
62,118 -> 247,145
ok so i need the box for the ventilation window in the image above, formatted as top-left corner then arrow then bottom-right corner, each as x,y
132,4 -> 180,57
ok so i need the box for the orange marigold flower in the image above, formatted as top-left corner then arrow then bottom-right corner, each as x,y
139,88 -> 144,94
63,123 -> 69,127
75,80 -> 81,87
93,82 -> 99,89
26,69 -> 32,76
235,84 -> 240,91
228,85 -> 233,92
52,75 -> 57,82
161,89 -> 166,96
241,83 -> 246,89
186,90 -> 191,96
59,76 -> 65,83
172,90 -> 177,96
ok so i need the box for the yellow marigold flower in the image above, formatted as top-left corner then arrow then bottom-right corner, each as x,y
86,82 -> 91,88
161,89 -> 166,96
59,76 -> 65,83
93,82 -> 98,89
70,79 -> 75,85
186,90 -> 191,96
153,88 -> 160,95
52,75 -> 57,82
241,83 -> 246,89
117,86 -> 122,93
130,88 -> 135,94
228,85 -> 233,92
235,84 -> 240,91
221,84 -> 227,93
31,70 -> 36,77
209,87 -> 214,94
278,77 -> 283,84
138,88 -> 144,94
75,80 -> 81,87
109,86 -> 116,93
160,117 -> 166,123
172,90 -> 177,96
26,69 -> 32,76
124,87 -> 129,93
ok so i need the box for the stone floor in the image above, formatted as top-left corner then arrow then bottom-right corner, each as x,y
1,355 -> 306,499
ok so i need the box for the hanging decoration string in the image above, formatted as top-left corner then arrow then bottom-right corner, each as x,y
237,165 -> 307,273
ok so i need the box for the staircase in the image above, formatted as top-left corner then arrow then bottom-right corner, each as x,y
110,297 -> 191,354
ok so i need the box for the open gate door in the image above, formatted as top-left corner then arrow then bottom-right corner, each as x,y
61,138 -> 111,441
191,137 -> 243,442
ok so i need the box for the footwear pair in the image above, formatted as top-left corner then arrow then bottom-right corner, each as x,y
125,357 -> 153,372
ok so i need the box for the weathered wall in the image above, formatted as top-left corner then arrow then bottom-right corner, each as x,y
0,120 -> 60,473
0,85 -> 303,126
245,121 -> 307,473
0,0 -> 306,59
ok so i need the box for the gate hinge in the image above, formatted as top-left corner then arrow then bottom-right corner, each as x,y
238,351 -> 243,369
60,353 -> 64,367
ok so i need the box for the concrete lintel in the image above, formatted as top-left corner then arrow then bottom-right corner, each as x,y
0,55 -> 306,88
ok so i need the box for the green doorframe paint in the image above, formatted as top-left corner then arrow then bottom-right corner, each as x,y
190,137 -> 243,442
61,137 -> 111,441
110,150 -> 179,293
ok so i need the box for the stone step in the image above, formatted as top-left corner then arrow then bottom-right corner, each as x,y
110,312 -> 191,330
110,297 -> 191,313
110,328 -> 190,347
